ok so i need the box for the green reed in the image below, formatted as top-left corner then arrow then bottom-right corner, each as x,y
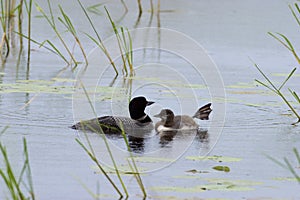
105,7 -> 134,76
254,63 -> 300,125
77,0 -> 119,76
118,122 -> 147,197
257,2 -> 300,125
58,5 -> 88,66
267,148 -> 300,183
35,0 -> 78,66
75,81 -> 128,198
0,0 -> 11,59
268,3 -> 300,64
0,134 -> 35,200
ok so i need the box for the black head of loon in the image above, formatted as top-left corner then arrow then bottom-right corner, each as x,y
129,96 -> 154,123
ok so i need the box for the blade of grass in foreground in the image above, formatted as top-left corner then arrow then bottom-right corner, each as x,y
0,136 -> 35,200
118,122 -> 147,197
76,81 -> 128,198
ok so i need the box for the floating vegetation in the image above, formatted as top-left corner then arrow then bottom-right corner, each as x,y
151,183 -> 254,193
186,155 -> 242,163
212,166 -> 230,172
185,169 -> 209,174
0,79 -> 75,94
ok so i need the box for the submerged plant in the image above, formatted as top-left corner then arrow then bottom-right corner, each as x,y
0,135 -> 35,200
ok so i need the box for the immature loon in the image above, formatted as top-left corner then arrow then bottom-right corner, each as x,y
71,96 -> 155,134
154,103 -> 212,132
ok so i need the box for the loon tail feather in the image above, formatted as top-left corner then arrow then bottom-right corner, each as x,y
192,103 -> 212,120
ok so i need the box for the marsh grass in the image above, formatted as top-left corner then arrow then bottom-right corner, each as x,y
267,148 -> 300,183
268,3 -> 300,64
58,5 -> 88,66
254,63 -> 300,125
118,122 -> 147,197
258,2 -> 300,125
34,0 -> 91,68
0,135 -> 35,200
75,81 -> 127,198
75,81 -> 147,198
105,7 -> 134,76
23,0 -> 32,66
0,0 -> 27,62
77,0 -> 119,76
0,0 -> 14,59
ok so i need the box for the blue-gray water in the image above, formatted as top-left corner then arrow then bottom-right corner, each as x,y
0,0 -> 300,199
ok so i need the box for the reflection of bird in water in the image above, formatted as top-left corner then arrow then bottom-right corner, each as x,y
154,103 -> 212,132
128,136 -> 146,153
71,96 -> 155,134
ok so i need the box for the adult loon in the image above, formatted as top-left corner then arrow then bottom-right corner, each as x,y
71,96 -> 155,134
154,103 -> 212,132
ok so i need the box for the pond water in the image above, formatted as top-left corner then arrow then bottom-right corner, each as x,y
1,0 -> 300,199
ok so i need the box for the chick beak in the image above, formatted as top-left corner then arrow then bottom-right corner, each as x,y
153,113 -> 160,118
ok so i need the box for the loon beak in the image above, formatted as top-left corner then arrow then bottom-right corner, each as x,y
146,101 -> 155,106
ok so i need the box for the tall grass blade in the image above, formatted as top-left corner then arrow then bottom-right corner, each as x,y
87,3 -> 105,15
293,148 -> 300,165
58,5 -> 88,65
78,81 -> 128,197
289,4 -> 300,27
24,0 -> 33,66
289,89 -> 300,103
0,134 -> 34,199
253,63 -> 278,92
105,6 -> 128,76
118,122 -> 146,197
268,32 -> 300,63
284,158 -> 300,183
278,67 -> 297,91
75,138 -> 123,197
254,79 -> 277,94
77,0 -> 118,75
35,0 -> 77,66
